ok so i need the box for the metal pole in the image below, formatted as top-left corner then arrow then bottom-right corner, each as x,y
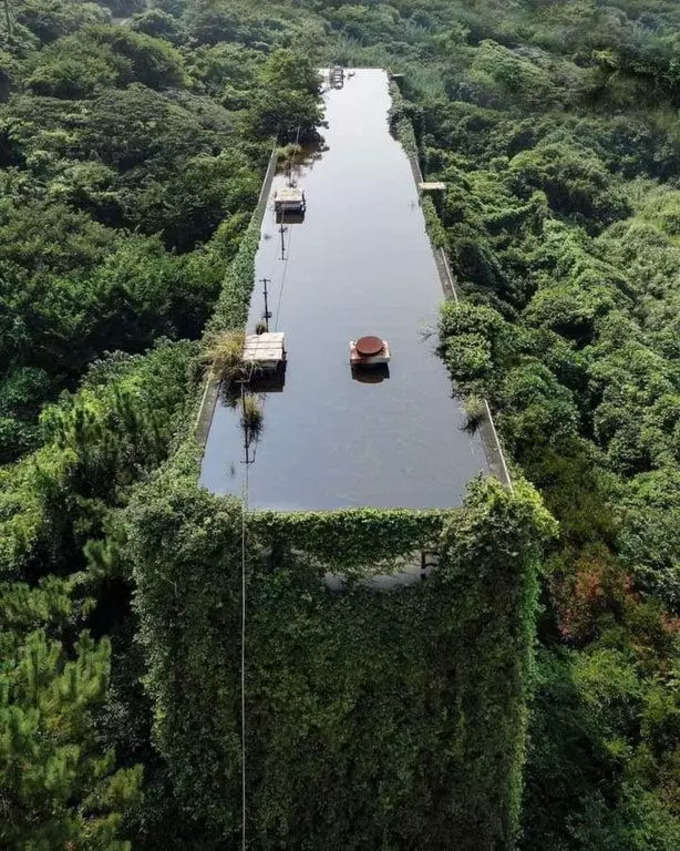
261,278 -> 271,331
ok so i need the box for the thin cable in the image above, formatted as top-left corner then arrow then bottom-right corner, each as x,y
240,386 -> 249,851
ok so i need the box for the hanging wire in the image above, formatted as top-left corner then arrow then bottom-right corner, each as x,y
240,383 -> 250,851
241,461 -> 248,851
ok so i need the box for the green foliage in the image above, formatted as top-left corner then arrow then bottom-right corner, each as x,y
26,25 -> 187,97
207,213 -> 263,334
0,224 -> 223,462
247,48 -> 323,142
183,41 -> 261,97
9,0 -> 109,47
99,0 -> 145,17
0,199 -> 119,274
509,143 -> 630,232
462,40 -> 565,111
0,367 -> 53,460
0,340 -> 194,581
0,574 -> 81,631
499,361 -> 580,458
0,60 -> 261,458
438,300 -> 516,388
3,0 -> 680,846
129,9 -> 184,44
27,48 -> 118,98
125,470 -> 551,849
617,469 -> 680,611
250,506 -> 449,572
397,2 -> 680,846
135,149 -> 258,251
422,194 -> 447,247
1,84 -> 252,247
1,619 -> 141,849
202,329 -> 245,382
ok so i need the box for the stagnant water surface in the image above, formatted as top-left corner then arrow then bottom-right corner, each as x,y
200,69 -> 491,510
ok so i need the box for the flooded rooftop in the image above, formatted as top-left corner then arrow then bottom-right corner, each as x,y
199,68 -> 492,511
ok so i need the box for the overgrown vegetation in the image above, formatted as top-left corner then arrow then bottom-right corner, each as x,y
384,2 -> 680,847
0,4 -> 325,846
202,329 -> 245,382
4,0 -> 680,848
126,469 -> 552,849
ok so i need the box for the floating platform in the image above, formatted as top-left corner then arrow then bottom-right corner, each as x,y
418,181 -> 446,193
350,336 -> 391,366
243,332 -> 286,370
274,188 -> 306,214
330,66 -> 345,88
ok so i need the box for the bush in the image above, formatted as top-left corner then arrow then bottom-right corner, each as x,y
202,330 -> 245,383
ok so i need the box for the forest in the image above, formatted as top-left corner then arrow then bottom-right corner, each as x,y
3,0 -> 680,848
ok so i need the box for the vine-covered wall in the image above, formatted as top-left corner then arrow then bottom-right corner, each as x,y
123,467 -> 554,850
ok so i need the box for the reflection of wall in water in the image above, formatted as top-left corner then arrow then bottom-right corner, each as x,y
324,550 -> 438,591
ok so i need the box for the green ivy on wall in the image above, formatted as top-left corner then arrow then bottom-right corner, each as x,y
250,507 -> 449,573
123,464 -> 554,850
206,215 -> 263,335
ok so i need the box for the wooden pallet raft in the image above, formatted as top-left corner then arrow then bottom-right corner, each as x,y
243,332 -> 286,371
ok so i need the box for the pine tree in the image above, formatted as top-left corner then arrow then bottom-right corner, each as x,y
1,581 -> 141,849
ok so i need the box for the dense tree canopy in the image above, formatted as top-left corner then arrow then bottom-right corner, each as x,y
3,0 -> 680,848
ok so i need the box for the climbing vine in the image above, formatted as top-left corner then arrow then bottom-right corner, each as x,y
122,464 -> 554,850
422,195 -> 448,248
250,507 -> 448,571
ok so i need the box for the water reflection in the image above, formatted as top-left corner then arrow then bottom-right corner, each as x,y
200,69 -> 491,510
351,364 -> 390,384
218,384 -> 265,468
276,211 -> 305,225
249,364 -> 287,394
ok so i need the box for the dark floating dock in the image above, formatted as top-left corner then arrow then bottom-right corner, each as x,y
199,69 -> 493,511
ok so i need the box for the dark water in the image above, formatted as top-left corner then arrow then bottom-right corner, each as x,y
200,69 -> 491,510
